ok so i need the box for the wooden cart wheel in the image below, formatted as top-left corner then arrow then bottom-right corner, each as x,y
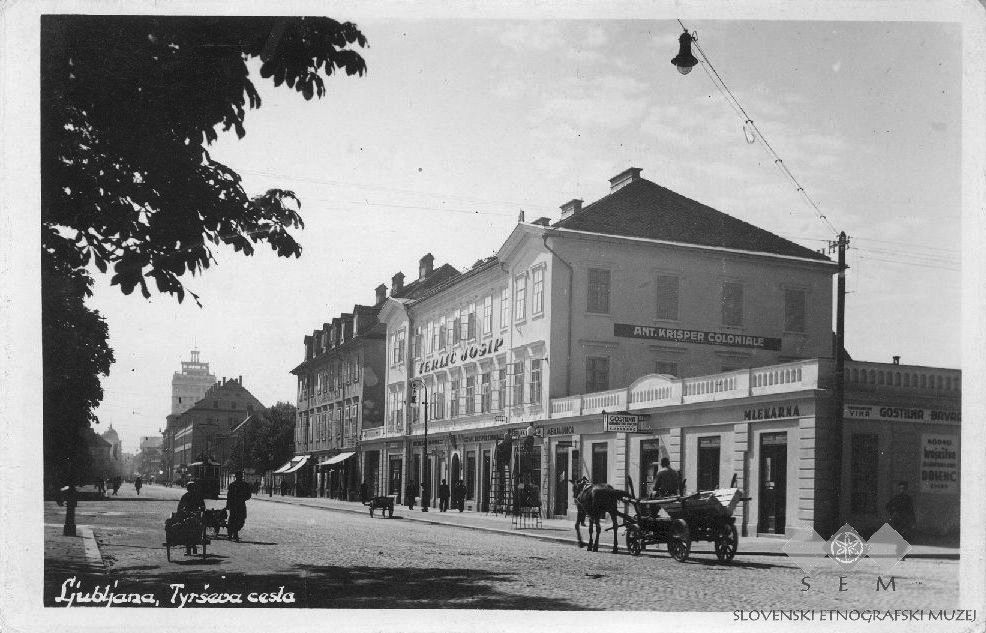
625,525 -> 643,556
715,521 -> 738,562
668,519 -> 691,562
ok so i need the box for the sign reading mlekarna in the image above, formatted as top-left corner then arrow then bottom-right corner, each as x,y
920,434 -> 959,494
614,324 -> 781,350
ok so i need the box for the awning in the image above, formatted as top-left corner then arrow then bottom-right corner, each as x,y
274,455 -> 310,475
190,459 -> 220,467
319,451 -> 356,467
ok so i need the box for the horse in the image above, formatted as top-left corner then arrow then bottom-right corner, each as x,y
571,477 -> 631,553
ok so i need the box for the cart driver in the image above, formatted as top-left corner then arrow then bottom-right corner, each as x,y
652,458 -> 681,498
177,480 -> 206,514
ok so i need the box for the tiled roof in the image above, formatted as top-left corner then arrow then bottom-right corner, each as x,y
409,257 -> 500,305
553,178 -> 831,262
392,263 -> 461,300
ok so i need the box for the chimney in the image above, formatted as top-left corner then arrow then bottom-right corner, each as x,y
892,356 -> 900,365
559,199 -> 582,218
391,272 -> 405,294
222,377 -> 227,386
518,209 -> 525,223
609,167 -> 643,192
532,217 -> 551,226
375,284 -> 387,304
238,375 -> 242,385
418,253 -> 434,280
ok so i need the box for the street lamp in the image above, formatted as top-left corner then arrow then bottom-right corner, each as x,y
671,31 -> 699,75
410,378 -> 429,512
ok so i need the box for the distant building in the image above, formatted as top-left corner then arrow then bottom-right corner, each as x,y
135,435 -> 163,480
172,350 -> 216,415
100,424 -> 125,478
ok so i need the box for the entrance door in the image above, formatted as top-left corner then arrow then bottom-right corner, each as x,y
758,432 -> 788,534
388,456 -> 402,503
364,451 -> 380,497
481,450 -> 491,512
450,453 -> 461,485
554,443 -> 571,516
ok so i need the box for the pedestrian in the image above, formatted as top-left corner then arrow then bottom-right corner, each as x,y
360,481 -> 369,503
886,481 -> 916,540
652,458 -> 681,498
226,470 -> 252,542
134,475 -> 142,495
438,479 -> 450,512
453,479 -> 466,512
112,477 -> 121,496
95,478 -> 105,497
405,481 -> 417,510
176,481 -> 206,555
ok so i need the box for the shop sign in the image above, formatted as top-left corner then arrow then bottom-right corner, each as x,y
416,338 -> 505,375
544,425 -> 575,437
844,405 -> 961,424
744,404 -> 800,420
920,434 -> 959,494
614,323 -> 781,351
604,413 -> 640,432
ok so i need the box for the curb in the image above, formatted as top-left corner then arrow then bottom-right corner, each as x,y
254,496 -> 578,547
79,524 -> 104,567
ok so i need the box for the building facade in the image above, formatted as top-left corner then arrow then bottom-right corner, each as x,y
134,435 -> 163,480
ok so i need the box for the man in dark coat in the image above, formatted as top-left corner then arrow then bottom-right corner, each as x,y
452,479 -> 467,512
886,481 -> 916,540
438,479 -> 450,512
405,481 -> 417,510
652,458 -> 681,498
134,475 -> 142,495
176,481 -> 206,555
226,471 -> 252,542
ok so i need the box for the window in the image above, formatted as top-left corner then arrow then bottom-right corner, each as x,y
697,436 -> 721,490
496,368 -> 507,410
655,360 -> 678,376
500,287 -> 510,329
514,275 -> 527,320
532,266 -> 545,315
591,443 -> 608,485
587,268 -> 611,313
432,382 -> 445,420
850,434 -> 879,514
655,275 -> 679,320
452,314 -> 461,344
480,372 -> 492,413
586,356 -> 610,393
466,311 -> 476,340
438,319 -> 447,349
784,288 -> 807,333
529,359 -> 542,403
450,380 -> 460,417
430,322 -> 438,352
412,328 -> 422,359
465,376 -> 476,415
722,282 -> 744,326
483,295 -> 493,334
511,362 -> 524,406
393,329 -> 406,364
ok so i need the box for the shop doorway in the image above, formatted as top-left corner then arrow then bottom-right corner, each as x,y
481,450 -> 491,512
364,451 -> 380,497
450,453 -> 461,484
591,443 -> 608,484
554,443 -> 571,516
697,436 -> 721,491
388,456 -> 402,503
640,440 -> 663,498
758,432 -> 788,534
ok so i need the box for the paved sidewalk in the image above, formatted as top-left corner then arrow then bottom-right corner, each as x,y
252,493 -> 960,559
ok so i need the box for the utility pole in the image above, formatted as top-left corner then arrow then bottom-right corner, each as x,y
830,231 -> 850,534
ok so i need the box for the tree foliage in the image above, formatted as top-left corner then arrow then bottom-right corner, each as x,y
230,402 -> 297,473
41,15 -> 368,304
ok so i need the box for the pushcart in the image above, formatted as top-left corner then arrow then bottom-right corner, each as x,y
164,511 -> 210,561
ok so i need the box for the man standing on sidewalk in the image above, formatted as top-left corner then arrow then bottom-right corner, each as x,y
226,470 -> 252,542
438,479 -> 450,512
452,479 -> 466,512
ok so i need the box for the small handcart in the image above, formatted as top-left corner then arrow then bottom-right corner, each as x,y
621,477 -> 747,563
164,511 -> 210,561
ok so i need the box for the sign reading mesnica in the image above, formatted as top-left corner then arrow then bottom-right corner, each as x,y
614,324 -> 782,351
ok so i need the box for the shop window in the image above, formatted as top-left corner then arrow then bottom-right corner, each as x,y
586,356 -> 610,393
697,436 -> 721,491
655,275 -> 679,320
640,440 -> 663,498
591,443 -> 608,485
466,452 -> 476,500
850,434 -> 879,514
587,268 -> 611,314
784,288 -> 806,333
722,282 -> 744,326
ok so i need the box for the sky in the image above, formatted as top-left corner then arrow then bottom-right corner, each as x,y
80,17 -> 963,453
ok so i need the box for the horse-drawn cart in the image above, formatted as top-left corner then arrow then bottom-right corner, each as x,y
621,478 -> 747,562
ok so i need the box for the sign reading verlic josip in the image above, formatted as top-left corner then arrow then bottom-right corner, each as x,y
604,413 -> 641,432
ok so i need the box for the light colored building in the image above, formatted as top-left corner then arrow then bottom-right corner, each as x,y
172,377 -> 264,474
135,435 -> 163,480
172,350 -> 216,415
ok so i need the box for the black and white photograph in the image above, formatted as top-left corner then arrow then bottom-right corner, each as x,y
2,1 -> 985,631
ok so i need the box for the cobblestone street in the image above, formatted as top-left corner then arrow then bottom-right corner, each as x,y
43,484 -> 960,610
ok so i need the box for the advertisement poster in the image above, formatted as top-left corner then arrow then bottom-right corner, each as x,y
920,434 -> 960,495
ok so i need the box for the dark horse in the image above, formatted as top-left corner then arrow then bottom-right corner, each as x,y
571,477 -> 630,553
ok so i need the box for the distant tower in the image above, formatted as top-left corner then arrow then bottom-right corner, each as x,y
101,424 -> 122,460
171,350 -> 216,415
